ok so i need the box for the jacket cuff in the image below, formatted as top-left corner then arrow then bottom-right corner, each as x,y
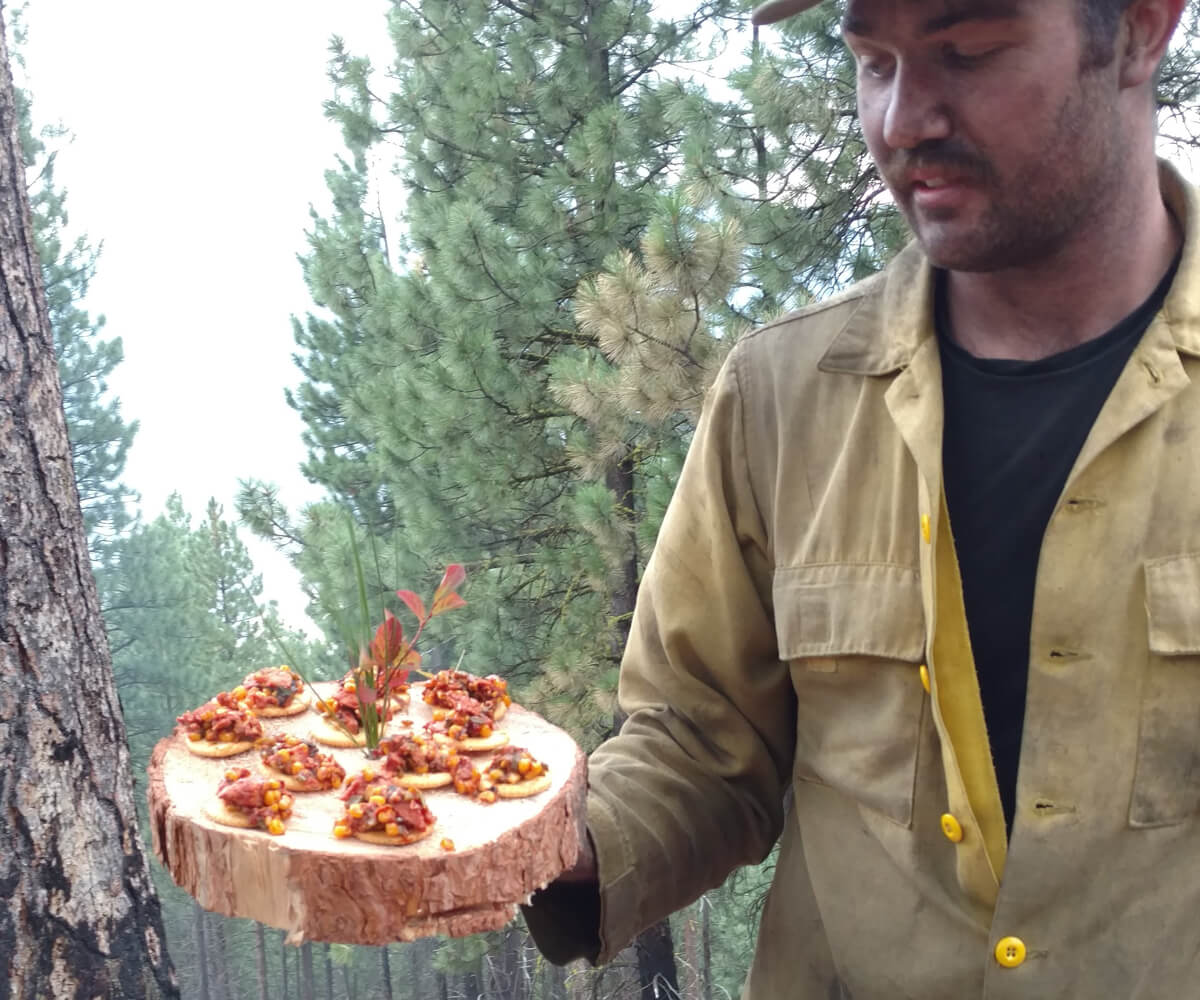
521,880 -> 601,965
589,789 -> 644,963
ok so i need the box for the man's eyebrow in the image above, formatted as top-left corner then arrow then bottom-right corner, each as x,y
842,2 -> 1024,38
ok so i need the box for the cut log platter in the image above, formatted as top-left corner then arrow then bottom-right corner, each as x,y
148,682 -> 585,945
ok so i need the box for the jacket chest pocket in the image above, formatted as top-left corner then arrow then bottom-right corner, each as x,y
1132,554 -> 1200,827
774,563 -> 927,828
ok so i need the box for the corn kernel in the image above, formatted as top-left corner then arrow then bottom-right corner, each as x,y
219,732 -> 235,743
480,724 -> 493,738
362,768 -> 375,781
384,823 -> 400,837
377,807 -> 395,824
440,838 -> 455,852
479,790 -> 496,804
349,804 -> 364,818
292,762 -> 304,775
232,685 -> 247,700
187,732 -> 203,742
333,824 -> 352,839
517,758 -> 530,774
267,818 -> 284,835
224,769 -> 239,781
369,794 -> 387,807
264,790 -> 280,806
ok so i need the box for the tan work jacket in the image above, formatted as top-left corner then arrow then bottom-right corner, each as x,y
587,163 -> 1200,998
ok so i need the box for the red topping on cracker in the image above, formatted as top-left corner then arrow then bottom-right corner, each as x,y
216,768 -> 293,834
177,695 -> 263,744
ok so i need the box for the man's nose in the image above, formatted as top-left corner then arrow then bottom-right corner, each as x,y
882,65 -> 952,149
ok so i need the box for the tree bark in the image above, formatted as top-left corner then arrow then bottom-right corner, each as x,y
323,943 -> 335,1000
379,945 -> 394,1000
279,932 -> 289,998
211,914 -> 232,1000
301,941 -> 316,1000
193,903 -> 212,1000
634,918 -> 681,999
254,922 -> 269,1000
0,10 -> 179,996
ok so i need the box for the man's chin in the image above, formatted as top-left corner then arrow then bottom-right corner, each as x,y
910,224 -> 1016,274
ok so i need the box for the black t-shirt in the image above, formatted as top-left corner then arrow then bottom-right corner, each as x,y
937,259 -> 1179,831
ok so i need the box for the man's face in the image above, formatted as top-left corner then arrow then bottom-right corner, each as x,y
844,0 -> 1127,272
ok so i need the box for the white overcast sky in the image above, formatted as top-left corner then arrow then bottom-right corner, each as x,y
15,1 -> 398,631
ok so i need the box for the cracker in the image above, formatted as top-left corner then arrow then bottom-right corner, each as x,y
310,721 -> 367,748
457,731 -> 509,753
493,774 -> 552,799
353,825 -> 434,847
203,800 -> 257,829
185,738 -> 255,759
396,772 -> 453,790
252,699 -> 308,719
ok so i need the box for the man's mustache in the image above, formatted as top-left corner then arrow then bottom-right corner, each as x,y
884,142 -> 991,181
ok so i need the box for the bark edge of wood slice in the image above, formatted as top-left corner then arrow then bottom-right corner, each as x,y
149,688 -> 585,945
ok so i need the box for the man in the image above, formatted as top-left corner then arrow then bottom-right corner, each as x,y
525,0 -> 1192,995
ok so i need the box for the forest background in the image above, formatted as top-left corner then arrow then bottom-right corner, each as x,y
12,0 -> 1200,997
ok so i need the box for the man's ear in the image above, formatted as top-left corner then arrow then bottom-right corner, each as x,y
1118,0 -> 1186,89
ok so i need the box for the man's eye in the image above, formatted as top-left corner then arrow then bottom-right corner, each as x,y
857,53 -> 894,79
942,43 -> 1000,68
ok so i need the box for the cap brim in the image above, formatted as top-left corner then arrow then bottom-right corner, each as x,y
750,0 -> 824,26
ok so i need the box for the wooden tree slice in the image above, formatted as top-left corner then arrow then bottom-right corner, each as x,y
148,683 -> 585,945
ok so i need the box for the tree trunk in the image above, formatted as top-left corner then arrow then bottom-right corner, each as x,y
324,943 -> 335,1000
379,945 -> 394,1000
0,11 -> 179,997
279,931 -> 289,998
212,914 -> 233,1000
635,919 -> 681,999
193,903 -> 212,1000
255,922 -> 269,1000
606,455 -> 681,999
301,941 -> 316,1000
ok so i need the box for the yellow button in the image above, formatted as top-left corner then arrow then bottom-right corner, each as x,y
940,813 -> 964,843
919,664 -> 931,694
920,513 -> 931,543
994,936 -> 1027,968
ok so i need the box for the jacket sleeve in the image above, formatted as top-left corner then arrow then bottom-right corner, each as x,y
584,343 -> 796,961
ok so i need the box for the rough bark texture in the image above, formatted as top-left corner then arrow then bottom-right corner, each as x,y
149,687 -> 585,945
0,6 -> 178,998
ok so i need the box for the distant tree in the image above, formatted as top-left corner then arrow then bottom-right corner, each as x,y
0,8 -> 177,996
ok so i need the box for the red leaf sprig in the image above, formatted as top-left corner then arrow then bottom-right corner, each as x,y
344,566 -> 468,751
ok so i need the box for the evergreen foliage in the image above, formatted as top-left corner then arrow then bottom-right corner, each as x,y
269,0 -> 748,751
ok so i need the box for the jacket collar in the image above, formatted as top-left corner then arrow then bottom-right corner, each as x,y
818,159 -> 1200,376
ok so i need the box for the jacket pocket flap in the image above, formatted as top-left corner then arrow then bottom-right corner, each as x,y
1145,554 -> 1200,654
774,563 -> 925,662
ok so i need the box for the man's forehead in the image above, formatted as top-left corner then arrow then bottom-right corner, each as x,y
841,0 -> 1032,36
